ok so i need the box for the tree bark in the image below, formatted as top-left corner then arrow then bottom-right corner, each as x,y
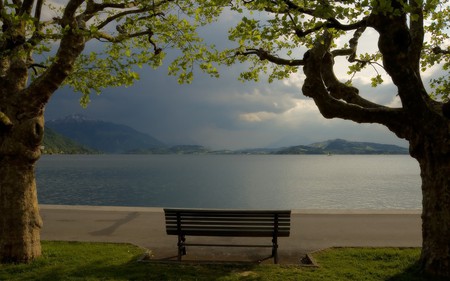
0,117 -> 44,262
0,0 -> 85,262
412,138 -> 450,277
370,6 -> 450,276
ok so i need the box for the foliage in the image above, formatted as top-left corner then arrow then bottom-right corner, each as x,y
0,0 -> 224,106
0,242 -> 438,281
208,0 -> 450,100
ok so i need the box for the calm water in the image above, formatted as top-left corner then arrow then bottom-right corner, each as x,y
36,154 -> 421,210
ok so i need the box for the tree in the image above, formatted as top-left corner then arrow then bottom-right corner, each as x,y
0,0 -> 218,262
208,0 -> 450,278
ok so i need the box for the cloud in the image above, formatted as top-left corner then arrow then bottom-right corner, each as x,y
239,111 -> 276,123
386,95 -> 403,108
282,73 -> 306,89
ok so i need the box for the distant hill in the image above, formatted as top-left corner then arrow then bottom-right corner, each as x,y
276,139 -> 408,155
44,116 -> 408,155
46,114 -> 166,153
130,139 -> 408,155
43,126 -> 96,154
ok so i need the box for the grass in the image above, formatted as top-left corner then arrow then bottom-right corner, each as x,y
0,242 -> 444,281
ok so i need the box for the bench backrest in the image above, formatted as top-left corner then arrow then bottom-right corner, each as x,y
164,208 -> 291,237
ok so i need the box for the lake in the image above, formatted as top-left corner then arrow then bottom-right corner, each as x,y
36,154 -> 422,210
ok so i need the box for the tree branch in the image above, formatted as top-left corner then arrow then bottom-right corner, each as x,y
61,0 -> 85,26
346,25 -> 365,61
95,29 -> 150,43
293,23 -> 325,38
321,52 -> 386,109
23,0 -> 87,116
330,25 -> 384,74
95,8 -> 149,30
279,0 -> 315,16
263,0 -> 368,38
409,0 -> 424,74
87,0 -> 140,12
19,0 -> 34,16
236,48 -> 304,66
25,0 -> 45,52
88,0 -> 169,30
28,63 -> 46,75
34,0 -> 43,24
368,4 -> 433,115
432,46 -> 450,55
11,0 -> 22,13
301,31 -> 408,135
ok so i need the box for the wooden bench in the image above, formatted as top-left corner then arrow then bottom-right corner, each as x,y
164,208 -> 291,263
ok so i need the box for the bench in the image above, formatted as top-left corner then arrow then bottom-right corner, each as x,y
164,208 -> 291,263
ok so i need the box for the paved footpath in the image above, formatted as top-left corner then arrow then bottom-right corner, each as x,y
40,205 -> 422,264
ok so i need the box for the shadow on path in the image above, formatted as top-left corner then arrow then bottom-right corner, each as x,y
89,212 -> 140,236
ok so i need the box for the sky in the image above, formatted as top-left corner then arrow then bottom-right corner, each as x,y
43,8 -> 417,150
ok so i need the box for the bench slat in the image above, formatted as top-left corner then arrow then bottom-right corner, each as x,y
166,225 -> 291,231
185,243 -> 273,248
166,230 -> 290,235
166,218 -> 289,222
165,214 -> 291,218
165,209 -> 290,213
165,213 -> 289,219
165,222 -> 290,228
166,211 -> 290,219
166,217 -> 290,225
165,214 -> 290,219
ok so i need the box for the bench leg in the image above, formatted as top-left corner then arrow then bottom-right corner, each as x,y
177,234 -> 186,261
272,237 -> 279,264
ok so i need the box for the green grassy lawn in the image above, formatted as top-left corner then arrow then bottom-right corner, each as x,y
0,242 -> 443,281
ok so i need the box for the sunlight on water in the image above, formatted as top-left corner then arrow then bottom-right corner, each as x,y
36,154 -> 421,209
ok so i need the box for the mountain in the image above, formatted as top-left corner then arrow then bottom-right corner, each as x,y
43,126 -> 96,154
46,114 -> 165,153
44,116 -> 408,155
277,139 -> 408,155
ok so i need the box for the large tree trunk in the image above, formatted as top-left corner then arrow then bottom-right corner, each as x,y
0,0 -> 85,262
0,116 -> 44,262
414,140 -> 450,277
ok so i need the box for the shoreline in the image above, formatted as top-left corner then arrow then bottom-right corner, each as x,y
39,204 -> 422,215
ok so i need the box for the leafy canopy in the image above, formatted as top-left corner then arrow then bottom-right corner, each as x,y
2,0 -> 448,104
0,0 -> 224,106
207,0 -> 450,101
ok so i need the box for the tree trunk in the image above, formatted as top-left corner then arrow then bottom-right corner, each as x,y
0,0 -> 85,262
415,145 -> 450,277
0,117 -> 44,262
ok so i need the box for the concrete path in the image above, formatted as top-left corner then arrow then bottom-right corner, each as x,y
39,205 -> 422,264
